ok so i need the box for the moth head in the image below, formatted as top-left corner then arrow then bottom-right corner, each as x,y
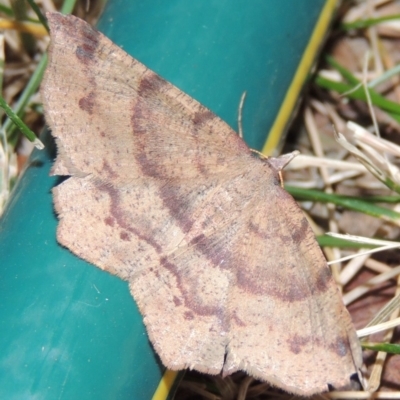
259,150 -> 299,187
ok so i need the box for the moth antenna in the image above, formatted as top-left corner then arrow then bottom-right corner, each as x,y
250,148 -> 267,159
237,91 -> 247,139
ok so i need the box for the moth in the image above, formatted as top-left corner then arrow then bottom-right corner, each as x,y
41,12 -> 362,396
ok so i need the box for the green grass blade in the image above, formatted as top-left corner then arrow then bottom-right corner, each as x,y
317,56 -> 400,128
316,235 -> 377,248
0,95 -> 43,148
342,14 -> 400,30
315,75 -> 400,124
362,342 -> 400,354
0,5 -> 13,16
60,0 -> 79,14
286,185 -> 400,224
5,54 -> 47,145
326,55 -> 360,85
351,195 -> 400,203
27,0 -> 49,32
3,0 -> 78,147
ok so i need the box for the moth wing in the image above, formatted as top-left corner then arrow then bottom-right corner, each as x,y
223,184 -> 362,395
52,162 -> 259,373
42,13 -> 250,185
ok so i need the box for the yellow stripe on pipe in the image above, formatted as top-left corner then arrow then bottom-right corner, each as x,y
262,0 -> 339,156
152,370 -> 179,400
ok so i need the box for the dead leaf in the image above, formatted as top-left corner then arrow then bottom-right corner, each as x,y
41,12 -> 363,396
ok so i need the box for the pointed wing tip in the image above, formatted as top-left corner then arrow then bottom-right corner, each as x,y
45,11 -> 64,27
46,12 -> 84,34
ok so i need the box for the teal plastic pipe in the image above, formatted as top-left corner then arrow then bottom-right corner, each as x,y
0,1 -> 338,399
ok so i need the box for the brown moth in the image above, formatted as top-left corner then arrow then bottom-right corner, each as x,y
41,12 -> 362,396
